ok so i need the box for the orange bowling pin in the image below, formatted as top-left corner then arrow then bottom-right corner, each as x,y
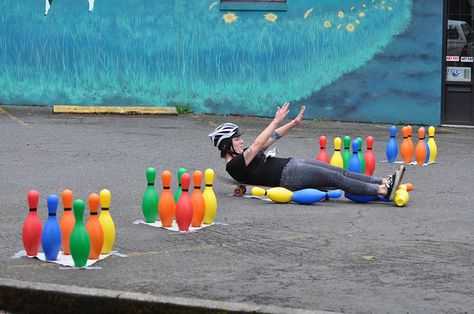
414,127 -> 427,166
191,170 -> 206,227
406,125 -> 415,159
400,126 -> 412,164
158,170 -> 175,227
85,193 -> 104,259
59,189 -> 75,255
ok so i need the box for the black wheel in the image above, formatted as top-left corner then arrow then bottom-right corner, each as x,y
233,186 -> 245,197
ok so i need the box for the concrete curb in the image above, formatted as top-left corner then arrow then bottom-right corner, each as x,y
0,278 -> 338,314
52,105 -> 177,115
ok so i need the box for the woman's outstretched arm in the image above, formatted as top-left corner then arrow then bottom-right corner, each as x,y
243,102 -> 291,165
262,105 -> 306,150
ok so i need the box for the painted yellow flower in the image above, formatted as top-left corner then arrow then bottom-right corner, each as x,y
264,12 -> 278,22
324,20 -> 332,28
337,24 -> 342,30
338,11 -> 344,18
222,12 -> 238,24
359,12 -> 366,17
346,23 -> 355,32
209,1 -> 218,10
304,7 -> 314,19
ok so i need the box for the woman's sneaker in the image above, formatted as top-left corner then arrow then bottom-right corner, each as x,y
385,165 -> 406,200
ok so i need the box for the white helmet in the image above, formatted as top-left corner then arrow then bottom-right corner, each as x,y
209,123 -> 242,148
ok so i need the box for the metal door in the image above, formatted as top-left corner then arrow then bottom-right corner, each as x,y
444,0 -> 474,125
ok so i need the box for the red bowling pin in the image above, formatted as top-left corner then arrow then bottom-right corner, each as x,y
364,136 -> 376,176
22,190 -> 43,256
191,170 -> 206,227
415,127 -> 427,166
175,173 -> 193,231
400,126 -> 412,164
317,136 -> 329,163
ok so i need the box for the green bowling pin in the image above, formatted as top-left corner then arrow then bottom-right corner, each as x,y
174,168 -> 187,203
70,199 -> 91,268
142,167 -> 159,223
356,137 -> 365,174
342,136 -> 351,170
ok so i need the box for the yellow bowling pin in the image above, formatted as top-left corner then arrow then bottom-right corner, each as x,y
393,185 -> 409,207
202,168 -> 217,224
330,137 -> 344,168
98,189 -> 115,254
427,126 -> 437,163
251,187 -> 293,203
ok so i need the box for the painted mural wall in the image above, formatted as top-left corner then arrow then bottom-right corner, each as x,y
0,0 -> 442,124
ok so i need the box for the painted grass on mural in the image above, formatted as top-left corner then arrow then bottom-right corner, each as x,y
0,0 -> 411,117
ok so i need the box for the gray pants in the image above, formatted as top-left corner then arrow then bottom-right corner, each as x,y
280,159 -> 382,195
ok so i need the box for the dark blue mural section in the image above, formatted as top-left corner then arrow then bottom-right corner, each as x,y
0,0 -> 442,124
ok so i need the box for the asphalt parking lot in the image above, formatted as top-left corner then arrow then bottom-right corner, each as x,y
1,105 -> 473,313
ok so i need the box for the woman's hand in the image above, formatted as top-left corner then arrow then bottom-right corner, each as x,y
293,105 -> 306,125
274,102 -> 290,125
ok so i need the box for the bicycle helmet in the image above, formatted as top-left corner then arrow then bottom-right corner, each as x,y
209,123 -> 243,148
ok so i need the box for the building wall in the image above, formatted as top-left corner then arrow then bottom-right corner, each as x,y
0,0 -> 443,124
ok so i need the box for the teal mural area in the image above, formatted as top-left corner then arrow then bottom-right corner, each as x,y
0,0 -> 442,124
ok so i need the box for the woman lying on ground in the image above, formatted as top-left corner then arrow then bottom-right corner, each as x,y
209,102 -> 405,200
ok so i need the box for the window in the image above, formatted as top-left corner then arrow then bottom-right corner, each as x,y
220,0 -> 287,11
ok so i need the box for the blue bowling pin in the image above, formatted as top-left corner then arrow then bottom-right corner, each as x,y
348,140 -> 361,173
424,133 -> 431,164
41,194 -> 62,261
386,125 -> 398,163
292,189 -> 342,204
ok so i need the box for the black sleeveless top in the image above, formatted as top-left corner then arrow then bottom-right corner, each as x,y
226,149 -> 290,187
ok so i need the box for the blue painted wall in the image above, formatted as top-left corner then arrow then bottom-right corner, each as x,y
0,0 -> 442,124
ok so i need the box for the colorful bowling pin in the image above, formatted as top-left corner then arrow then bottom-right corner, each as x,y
424,133 -> 431,164
292,188 -> 342,204
70,199 -> 91,267
59,189 -> 75,255
22,190 -> 43,256
317,136 -> 330,163
158,170 -> 176,227
98,189 -> 115,254
364,136 -> 376,176
386,125 -> 398,163
348,140 -> 361,173
407,125 -> 415,160
415,127 -> 427,166
174,168 -> 187,203
394,185 -> 409,207
400,126 -> 412,164
191,170 -> 206,227
342,135 -> 351,170
142,167 -> 159,223
86,193 -> 104,259
41,194 -> 62,261
356,137 -> 365,174
427,126 -> 438,163
251,186 -> 293,203
175,173 -> 193,231
330,137 -> 344,168
202,168 -> 218,224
